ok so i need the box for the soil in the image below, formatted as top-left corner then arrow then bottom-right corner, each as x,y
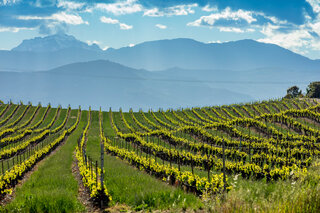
71,151 -> 102,213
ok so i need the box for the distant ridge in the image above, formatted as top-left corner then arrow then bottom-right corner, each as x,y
12,33 -> 101,52
0,60 -> 254,110
104,38 -> 320,71
0,34 -> 319,72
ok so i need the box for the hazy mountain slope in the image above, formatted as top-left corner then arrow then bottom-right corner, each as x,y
104,38 -> 320,71
1,34 -> 320,73
0,48 -> 105,72
154,67 -> 318,100
0,60 -> 253,110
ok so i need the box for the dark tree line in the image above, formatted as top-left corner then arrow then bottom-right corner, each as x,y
285,81 -> 320,99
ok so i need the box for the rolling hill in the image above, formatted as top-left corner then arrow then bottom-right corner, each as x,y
0,60 -> 253,110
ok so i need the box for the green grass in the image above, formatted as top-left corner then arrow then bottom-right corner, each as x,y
0,105 -> 16,125
3,110 -> 87,212
205,159 -> 320,212
49,109 -> 67,130
35,108 -> 57,129
86,111 -> 203,211
27,107 -> 46,127
1,105 -> 26,128
8,106 -> 35,128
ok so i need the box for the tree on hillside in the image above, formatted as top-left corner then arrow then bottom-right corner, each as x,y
306,82 -> 320,98
285,86 -> 302,98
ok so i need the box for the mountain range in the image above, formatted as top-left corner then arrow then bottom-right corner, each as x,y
104,38 -> 320,71
0,33 -> 318,110
1,34 -> 320,72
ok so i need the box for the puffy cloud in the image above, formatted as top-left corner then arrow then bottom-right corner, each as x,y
0,26 -> 34,32
52,12 -> 88,25
188,7 -> 257,28
143,4 -> 197,17
100,16 -> 132,30
306,0 -> 320,13
57,0 -> 317,25
155,24 -> 167,29
138,0 -> 316,25
202,5 -> 217,12
100,17 -> 119,24
95,0 -> 142,15
218,27 -> 254,33
119,23 -> 132,30
258,25 -> 313,53
1,0 -> 318,36
18,12 -> 88,25
57,1 -> 85,11
1,0 -> 18,5
187,7 -> 290,35
38,21 -> 68,35
0,0 -> 90,34
256,11 -> 320,57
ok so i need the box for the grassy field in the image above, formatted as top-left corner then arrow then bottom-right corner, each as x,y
2,110 -> 86,212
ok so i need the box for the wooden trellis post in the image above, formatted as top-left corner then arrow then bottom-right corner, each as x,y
100,142 -> 104,208
223,139 -> 226,192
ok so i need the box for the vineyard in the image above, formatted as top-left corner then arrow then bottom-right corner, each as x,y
0,98 -> 319,212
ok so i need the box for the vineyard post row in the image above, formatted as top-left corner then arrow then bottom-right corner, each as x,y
75,108 -> 111,208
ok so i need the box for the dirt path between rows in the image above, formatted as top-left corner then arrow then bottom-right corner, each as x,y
71,151 -> 102,213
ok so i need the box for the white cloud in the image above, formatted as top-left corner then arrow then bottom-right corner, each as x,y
103,46 -> 109,51
57,1 -> 85,10
309,20 -> 320,35
100,16 -> 133,30
96,0 -> 142,15
218,27 -> 245,33
52,12 -> 89,25
143,8 -> 159,16
306,0 -> 320,13
250,8 -> 320,58
1,0 -> 18,5
0,26 -> 34,32
188,7 -> 256,27
155,24 -> 167,29
144,4 -> 197,17
86,40 -> 100,45
100,17 -> 119,24
119,23 -> 132,30
258,23 -> 313,53
129,43 -> 135,47
18,12 -> 89,25
202,5 -> 218,12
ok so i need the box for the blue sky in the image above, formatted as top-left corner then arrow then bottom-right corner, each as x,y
1,0 -> 320,59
